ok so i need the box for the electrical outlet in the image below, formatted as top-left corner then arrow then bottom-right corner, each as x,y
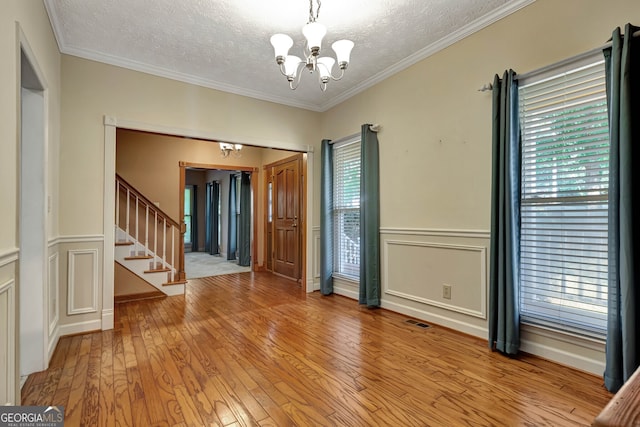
443,284 -> 452,300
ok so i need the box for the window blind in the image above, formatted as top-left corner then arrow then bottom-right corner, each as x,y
333,140 -> 361,278
518,58 -> 609,337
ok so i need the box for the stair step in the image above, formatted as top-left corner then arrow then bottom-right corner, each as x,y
114,291 -> 166,303
124,255 -> 153,260
163,280 -> 188,287
144,268 -> 171,274
115,241 -> 134,246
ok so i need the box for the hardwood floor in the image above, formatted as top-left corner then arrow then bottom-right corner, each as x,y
22,272 -> 612,426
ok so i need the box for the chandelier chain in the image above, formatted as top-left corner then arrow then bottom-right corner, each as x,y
308,0 -> 321,23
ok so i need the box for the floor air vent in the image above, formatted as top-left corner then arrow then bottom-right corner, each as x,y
405,319 -> 431,329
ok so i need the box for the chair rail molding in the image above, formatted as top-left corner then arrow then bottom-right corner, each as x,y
0,248 -> 19,268
380,227 -> 490,239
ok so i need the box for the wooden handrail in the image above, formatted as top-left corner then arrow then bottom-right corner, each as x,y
116,173 -> 180,229
593,366 -> 640,426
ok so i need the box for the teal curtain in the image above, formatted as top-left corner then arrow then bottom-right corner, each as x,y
320,139 -> 334,295
227,174 -> 237,260
238,172 -> 251,267
603,24 -> 640,393
205,182 -> 220,255
488,70 -> 521,355
359,124 -> 381,307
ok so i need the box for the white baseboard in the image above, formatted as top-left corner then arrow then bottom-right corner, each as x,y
58,319 -> 102,337
381,299 -> 487,338
47,327 -> 60,362
102,308 -> 114,330
333,286 -> 359,301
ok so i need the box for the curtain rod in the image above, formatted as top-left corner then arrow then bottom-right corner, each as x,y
327,124 -> 381,145
478,29 -> 640,91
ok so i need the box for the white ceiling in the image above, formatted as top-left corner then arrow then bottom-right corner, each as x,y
44,0 -> 534,112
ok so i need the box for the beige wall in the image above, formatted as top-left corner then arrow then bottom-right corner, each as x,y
60,55 -> 320,236
1,0 -> 61,405
319,0 -> 640,373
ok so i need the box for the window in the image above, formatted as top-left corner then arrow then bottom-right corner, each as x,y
184,185 -> 193,245
518,55 -> 609,337
333,138 -> 361,279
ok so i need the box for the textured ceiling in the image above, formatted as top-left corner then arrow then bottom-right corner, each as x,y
44,0 -> 534,111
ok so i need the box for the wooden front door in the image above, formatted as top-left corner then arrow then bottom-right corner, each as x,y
273,157 -> 301,280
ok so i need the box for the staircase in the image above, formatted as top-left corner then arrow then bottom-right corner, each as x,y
115,174 -> 186,296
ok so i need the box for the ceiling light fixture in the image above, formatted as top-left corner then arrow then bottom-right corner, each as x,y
270,0 -> 354,91
220,143 -> 242,158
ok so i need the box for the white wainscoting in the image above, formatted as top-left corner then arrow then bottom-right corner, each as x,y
383,239 -> 487,319
379,228 -> 490,338
48,252 -> 59,335
0,279 -> 16,405
67,248 -> 99,315
311,227 -> 321,291
47,251 -> 60,360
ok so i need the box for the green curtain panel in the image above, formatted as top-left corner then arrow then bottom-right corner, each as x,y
603,23 -> 640,393
238,172 -> 251,266
227,174 -> 237,260
205,181 -> 220,255
320,139 -> 334,295
488,70 -> 521,355
359,124 -> 381,307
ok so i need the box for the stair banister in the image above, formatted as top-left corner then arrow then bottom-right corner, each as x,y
115,174 -> 185,284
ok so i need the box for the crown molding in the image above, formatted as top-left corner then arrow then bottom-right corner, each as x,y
318,0 -> 537,111
44,0 -> 536,113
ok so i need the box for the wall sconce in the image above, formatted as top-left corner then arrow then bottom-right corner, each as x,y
220,143 -> 243,158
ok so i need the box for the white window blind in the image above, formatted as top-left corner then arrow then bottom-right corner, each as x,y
518,58 -> 609,337
333,140 -> 361,278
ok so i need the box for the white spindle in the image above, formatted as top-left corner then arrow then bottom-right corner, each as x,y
125,188 -> 130,237
135,195 -> 139,247
115,180 -> 120,234
171,227 -> 175,282
163,217 -> 167,269
145,205 -> 149,256
154,211 -> 158,268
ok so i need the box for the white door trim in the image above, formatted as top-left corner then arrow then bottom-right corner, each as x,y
102,116 -> 316,329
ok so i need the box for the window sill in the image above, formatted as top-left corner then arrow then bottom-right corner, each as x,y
333,273 -> 359,286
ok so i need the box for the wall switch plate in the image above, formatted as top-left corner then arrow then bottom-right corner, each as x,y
443,284 -> 452,300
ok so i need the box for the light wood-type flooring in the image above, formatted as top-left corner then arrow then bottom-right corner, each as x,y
22,272 -> 613,426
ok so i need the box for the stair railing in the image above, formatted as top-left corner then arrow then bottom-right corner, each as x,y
115,174 -> 185,283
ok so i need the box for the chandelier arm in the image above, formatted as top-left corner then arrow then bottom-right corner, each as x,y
278,62 -> 289,77
329,68 -> 346,81
289,65 -> 306,90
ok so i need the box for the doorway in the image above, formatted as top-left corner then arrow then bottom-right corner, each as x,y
181,163 -> 256,278
19,44 -> 48,377
265,154 -> 304,282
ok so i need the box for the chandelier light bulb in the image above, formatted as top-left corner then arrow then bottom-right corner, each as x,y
317,57 -> 335,82
270,33 -> 294,63
332,40 -> 354,68
284,56 -> 302,78
302,22 -> 327,53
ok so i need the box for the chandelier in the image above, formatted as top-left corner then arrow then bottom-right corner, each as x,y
270,0 -> 354,91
